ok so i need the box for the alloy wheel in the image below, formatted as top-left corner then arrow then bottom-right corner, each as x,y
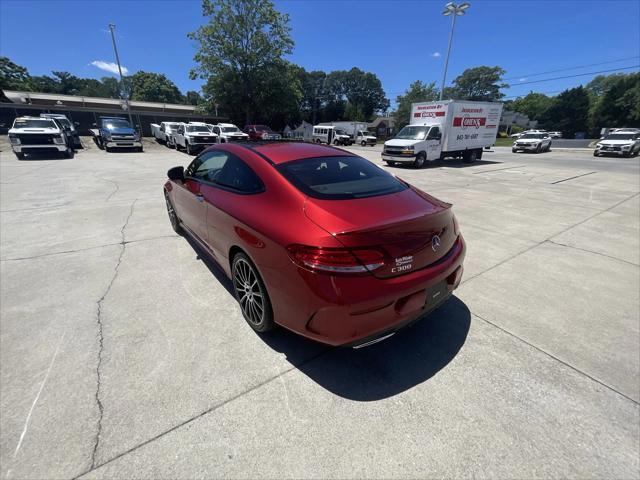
233,258 -> 265,326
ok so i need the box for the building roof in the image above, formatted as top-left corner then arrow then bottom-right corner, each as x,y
369,116 -> 395,128
2,90 -> 199,114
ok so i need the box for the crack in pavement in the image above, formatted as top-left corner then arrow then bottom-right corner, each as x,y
1,235 -> 179,262
92,174 -> 120,202
90,199 -> 137,470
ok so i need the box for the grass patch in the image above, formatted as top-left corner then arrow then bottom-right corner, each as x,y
494,137 -> 515,147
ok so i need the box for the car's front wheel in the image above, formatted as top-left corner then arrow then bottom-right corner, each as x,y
164,192 -> 183,235
413,152 -> 426,168
14,152 -> 25,160
232,253 -> 274,333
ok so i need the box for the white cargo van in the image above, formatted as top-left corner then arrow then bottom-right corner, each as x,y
382,100 -> 503,168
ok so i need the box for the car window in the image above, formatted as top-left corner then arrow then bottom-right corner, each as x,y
186,151 -> 228,181
215,155 -> 264,193
427,126 -> 440,139
278,155 -> 408,200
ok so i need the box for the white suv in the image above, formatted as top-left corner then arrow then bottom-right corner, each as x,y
594,129 -> 640,157
8,116 -> 74,159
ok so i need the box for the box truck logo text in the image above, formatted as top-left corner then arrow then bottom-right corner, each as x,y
453,116 -> 487,129
413,111 -> 446,119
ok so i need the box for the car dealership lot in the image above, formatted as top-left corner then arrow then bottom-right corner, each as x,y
1,139 -> 638,479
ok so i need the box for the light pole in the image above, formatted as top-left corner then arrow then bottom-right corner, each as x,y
108,23 -> 134,128
439,2 -> 470,101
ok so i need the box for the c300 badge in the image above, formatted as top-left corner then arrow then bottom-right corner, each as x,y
392,255 -> 413,273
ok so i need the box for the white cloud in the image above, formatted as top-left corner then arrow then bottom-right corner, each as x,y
430,52 -> 441,58
90,60 -> 129,76
519,77 -> 527,82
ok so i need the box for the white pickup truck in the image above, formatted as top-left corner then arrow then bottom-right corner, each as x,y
172,122 -> 219,155
330,121 -> 377,146
208,123 -> 249,143
8,116 -> 74,159
382,100 -> 503,168
150,122 -> 182,147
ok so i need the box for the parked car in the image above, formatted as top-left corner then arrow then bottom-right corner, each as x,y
151,122 -> 182,146
208,123 -> 249,143
172,122 -> 219,155
594,129 -> 640,157
510,129 -> 546,139
40,113 -> 82,148
548,131 -> 563,138
312,125 -> 351,145
93,117 -> 142,152
512,132 -> 552,153
243,124 -> 282,141
382,100 -> 503,167
163,142 -> 465,347
8,116 -> 74,159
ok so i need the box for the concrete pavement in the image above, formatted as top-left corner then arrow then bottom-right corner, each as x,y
1,138 -> 638,479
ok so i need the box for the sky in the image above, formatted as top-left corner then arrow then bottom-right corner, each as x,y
1,0 -> 639,108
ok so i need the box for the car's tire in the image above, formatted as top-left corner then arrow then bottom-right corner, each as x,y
231,252 -> 275,333
14,152 -> 25,160
164,192 -> 183,235
361,140 -> 366,147
105,146 -> 112,153
512,148 -> 518,153
413,152 -> 426,168
547,142 -> 552,152
536,144 -> 542,153
63,145 -> 74,159
593,150 -> 599,157
623,151 -> 631,158
463,149 -> 479,163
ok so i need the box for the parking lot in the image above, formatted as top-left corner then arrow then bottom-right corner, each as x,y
1,138 -> 638,478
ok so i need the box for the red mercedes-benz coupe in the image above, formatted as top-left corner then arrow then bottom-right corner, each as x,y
164,142 -> 465,348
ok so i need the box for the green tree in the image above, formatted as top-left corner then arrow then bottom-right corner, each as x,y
589,72 -> 640,134
189,0 -> 294,124
446,66 -> 508,101
0,57 -> 31,91
128,71 -> 184,103
510,92 -> 554,122
392,80 -> 439,130
540,86 -> 590,137
185,90 -> 203,105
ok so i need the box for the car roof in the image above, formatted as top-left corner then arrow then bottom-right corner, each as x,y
245,142 -> 355,165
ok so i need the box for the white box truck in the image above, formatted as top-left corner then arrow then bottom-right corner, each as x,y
382,100 -> 503,168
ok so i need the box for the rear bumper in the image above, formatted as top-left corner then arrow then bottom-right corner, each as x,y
267,235 -> 466,347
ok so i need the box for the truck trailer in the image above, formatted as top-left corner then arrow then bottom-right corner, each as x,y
382,100 -> 503,168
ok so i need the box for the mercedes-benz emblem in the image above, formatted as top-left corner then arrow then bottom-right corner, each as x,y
431,234 -> 441,252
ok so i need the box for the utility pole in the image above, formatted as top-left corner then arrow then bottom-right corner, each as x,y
108,23 -> 134,128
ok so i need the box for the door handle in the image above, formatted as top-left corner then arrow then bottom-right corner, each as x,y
195,193 -> 204,202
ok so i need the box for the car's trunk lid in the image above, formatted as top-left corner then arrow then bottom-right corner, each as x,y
304,188 -> 456,278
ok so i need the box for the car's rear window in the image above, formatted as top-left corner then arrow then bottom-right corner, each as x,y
277,155 -> 407,200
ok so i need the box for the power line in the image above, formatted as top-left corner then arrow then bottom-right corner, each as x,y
510,65 -> 638,86
503,55 -> 640,81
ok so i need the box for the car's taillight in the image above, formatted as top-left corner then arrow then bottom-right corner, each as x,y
452,214 -> 460,236
287,245 -> 385,274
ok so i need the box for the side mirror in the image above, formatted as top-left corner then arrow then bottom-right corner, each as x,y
167,166 -> 185,181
